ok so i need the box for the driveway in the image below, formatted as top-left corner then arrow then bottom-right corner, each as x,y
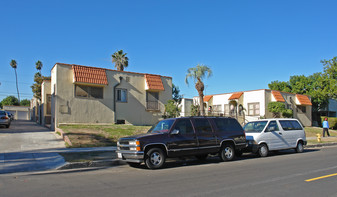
0,120 -> 66,174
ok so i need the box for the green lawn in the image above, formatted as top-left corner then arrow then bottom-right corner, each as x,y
59,124 -> 151,148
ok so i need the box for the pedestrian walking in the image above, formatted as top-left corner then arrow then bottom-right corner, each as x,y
322,118 -> 330,137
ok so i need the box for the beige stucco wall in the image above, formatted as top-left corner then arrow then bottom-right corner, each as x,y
52,63 -> 172,127
243,90 -> 266,117
41,80 -> 51,126
113,71 -> 172,125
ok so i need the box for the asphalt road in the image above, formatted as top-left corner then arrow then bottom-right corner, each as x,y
1,146 -> 337,197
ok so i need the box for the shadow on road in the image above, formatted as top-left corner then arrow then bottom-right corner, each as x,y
130,148 -> 321,170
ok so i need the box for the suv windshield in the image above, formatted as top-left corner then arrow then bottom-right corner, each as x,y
148,119 -> 175,133
243,121 -> 268,133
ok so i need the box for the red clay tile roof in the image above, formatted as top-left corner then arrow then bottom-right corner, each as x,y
296,94 -> 312,106
145,74 -> 164,91
272,91 -> 285,102
228,92 -> 243,100
72,65 -> 108,85
203,95 -> 213,102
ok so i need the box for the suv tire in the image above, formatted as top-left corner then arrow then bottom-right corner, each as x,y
219,144 -> 235,161
145,148 -> 166,169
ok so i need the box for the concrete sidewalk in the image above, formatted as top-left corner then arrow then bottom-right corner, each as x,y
0,120 -> 67,174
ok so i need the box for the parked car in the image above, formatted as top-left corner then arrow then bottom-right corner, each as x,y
117,117 -> 247,169
0,110 -> 11,128
243,118 -> 307,157
6,111 -> 14,121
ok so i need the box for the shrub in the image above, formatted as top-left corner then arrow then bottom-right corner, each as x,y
321,116 -> 337,129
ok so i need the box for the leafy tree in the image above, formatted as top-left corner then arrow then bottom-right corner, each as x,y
268,56 -> 337,114
267,102 -> 293,118
268,81 -> 291,92
31,72 -> 51,100
1,96 -> 19,106
35,60 -> 43,75
172,83 -> 182,104
112,50 -> 129,71
185,64 -> 212,116
191,104 -> 200,116
268,102 -> 286,118
164,100 -> 181,118
10,59 -> 20,103
20,99 -> 30,106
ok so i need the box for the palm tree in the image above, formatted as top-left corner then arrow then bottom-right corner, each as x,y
35,60 -> 43,74
185,64 -> 212,116
112,50 -> 129,71
10,59 -> 20,103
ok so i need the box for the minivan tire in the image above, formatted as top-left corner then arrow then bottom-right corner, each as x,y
258,144 -> 268,157
145,148 -> 166,169
295,141 -> 304,153
219,144 -> 235,161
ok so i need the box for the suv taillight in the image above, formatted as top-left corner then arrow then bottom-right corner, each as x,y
1,117 -> 8,119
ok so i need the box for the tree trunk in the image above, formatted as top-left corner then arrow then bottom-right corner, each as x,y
15,68 -> 20,103
195,78 -> 204,116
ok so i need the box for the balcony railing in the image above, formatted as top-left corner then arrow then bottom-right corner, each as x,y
146,101 -> 159,110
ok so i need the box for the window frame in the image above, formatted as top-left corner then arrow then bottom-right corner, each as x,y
116,88 -> 128,103
248,102 -> 260,116
75,84 -> 104,99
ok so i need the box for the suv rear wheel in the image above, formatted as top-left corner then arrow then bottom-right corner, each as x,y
145,148 -> 166,169
219,144 -> 235,161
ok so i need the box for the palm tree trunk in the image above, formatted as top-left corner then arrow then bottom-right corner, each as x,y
15,68 -> 20,103
195,79 -> 205,116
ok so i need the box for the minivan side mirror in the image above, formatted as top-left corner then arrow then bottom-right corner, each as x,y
268,126 -> 276,132
171,129 -> 180,135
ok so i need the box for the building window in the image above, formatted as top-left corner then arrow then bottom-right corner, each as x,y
297,106 -> 306,113
146,91 -> 159,110
248,103 -> 260,116
75,85 -> 103,99
116,89 -> 127,102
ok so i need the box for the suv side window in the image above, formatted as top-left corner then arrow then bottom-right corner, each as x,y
194,118 -> 213,133
266,121 -> 279,132
173,119 -> 194,135
213,118 -> 243,132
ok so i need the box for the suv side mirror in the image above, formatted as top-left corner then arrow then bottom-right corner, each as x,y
171,129 -> 180,135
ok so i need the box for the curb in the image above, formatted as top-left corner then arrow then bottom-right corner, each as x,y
306,142 -> 337,148
55,128 -> 73,146
58,159 -> 126,170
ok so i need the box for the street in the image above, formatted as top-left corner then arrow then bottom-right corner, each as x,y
1,146 -> 337,197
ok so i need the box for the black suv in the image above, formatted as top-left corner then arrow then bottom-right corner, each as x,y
117,117 -> 246,169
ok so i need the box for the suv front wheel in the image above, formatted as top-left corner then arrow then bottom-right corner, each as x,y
219,144 -> 235,161
145,148 -> 166,169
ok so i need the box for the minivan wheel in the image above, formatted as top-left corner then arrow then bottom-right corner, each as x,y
145,148 -> 166,169
258,144 -> 268,157
219,144 -> 235,161
295,141 -> 304,153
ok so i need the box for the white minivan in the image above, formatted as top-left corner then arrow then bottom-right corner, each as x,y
243,119 -> 307,157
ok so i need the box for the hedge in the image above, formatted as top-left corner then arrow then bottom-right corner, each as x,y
321,116 -> 337,129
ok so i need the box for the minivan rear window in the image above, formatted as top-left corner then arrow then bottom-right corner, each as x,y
213,118 -> 244,132
279,120 -> 303,131
0,111 -> 6,115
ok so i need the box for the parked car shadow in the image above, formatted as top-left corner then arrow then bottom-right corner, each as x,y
130,148 -> 321,170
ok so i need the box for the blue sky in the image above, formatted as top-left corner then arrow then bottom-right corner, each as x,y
1,0 -> 336,102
